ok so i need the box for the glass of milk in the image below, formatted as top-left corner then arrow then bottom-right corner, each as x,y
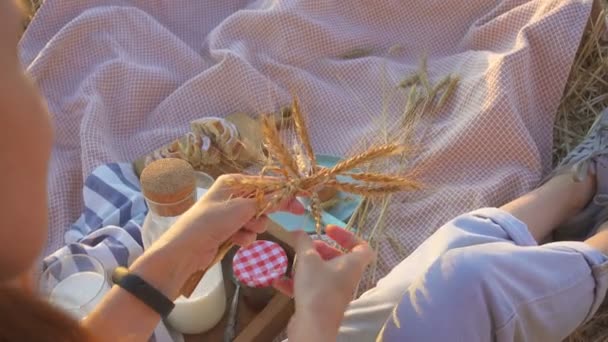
39,254 -> 111,320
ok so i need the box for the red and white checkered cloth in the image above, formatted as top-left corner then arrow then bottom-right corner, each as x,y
232,240 -> 288,288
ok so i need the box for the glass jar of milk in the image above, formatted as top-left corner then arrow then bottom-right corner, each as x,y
40,254 -> 111,320
140,160 -> 226,334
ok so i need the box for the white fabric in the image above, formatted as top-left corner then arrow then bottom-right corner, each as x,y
21,0 -> 592,293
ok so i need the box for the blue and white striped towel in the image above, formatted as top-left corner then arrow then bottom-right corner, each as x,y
65,163 -> 147,244
43,163 -> 180,342
44,163 -> 146,271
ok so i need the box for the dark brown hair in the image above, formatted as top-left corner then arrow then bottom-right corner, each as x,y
0,285 -> 94,342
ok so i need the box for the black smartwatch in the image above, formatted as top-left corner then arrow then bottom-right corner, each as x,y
111,266 -> 175,317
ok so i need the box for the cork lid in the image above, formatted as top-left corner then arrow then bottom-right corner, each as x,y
140,158 -> 196,216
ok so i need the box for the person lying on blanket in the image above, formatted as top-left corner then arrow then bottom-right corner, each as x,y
4,1 -> 608,342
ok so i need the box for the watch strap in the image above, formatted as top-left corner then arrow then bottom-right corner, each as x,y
111,266 -> 175,317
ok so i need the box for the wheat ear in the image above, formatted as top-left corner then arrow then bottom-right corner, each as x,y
261,115 -> 300,177
347,173 -> 421,189
436,75 -> 459,109
310,192 -> 322,233
324,144 -> 404,176
428,75 -> 453,105
398,74 -> 420,89
326,181 -> 411,196
223,176 -> 285,191
292,97 -> 317,171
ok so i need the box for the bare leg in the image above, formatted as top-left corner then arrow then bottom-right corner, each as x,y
500,173 -> 595,243
585,222 -> 608,254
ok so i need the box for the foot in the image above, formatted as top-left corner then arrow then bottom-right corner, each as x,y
554,108 -> 608,241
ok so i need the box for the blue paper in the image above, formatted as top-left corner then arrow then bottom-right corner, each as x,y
268,155 -> 362,233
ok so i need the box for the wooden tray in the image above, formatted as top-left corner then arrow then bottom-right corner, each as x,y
185,222 -> 295,342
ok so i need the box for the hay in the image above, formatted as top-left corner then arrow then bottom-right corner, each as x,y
554,4 -> 608,166
560,2 -> 608,341
19,0 -> 41,31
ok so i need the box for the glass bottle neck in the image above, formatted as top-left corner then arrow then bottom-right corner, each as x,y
145,191 -> 196,217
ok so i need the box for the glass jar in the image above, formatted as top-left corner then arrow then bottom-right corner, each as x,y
140,164 -> 226,334
141,192 -> 195,249
39,255 -> 111,320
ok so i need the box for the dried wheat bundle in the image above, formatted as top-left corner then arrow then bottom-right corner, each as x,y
226,98 -> 421,233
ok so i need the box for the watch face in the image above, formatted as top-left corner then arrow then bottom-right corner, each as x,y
111,266 -> 129,284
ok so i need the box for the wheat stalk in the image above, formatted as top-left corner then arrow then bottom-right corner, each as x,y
326,181 -> 408,196
224,177 -> 284,193
320,197 -> 341,209
386,234 -> 408,259
437,75 -> 460,109
323,144 -> 405,176
292,97 -> 317,172
418,55 -> 432,95
348,173 -> 421,188
428,75 -> 452,107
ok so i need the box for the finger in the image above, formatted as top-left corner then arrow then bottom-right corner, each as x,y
294,230 -> 316,256
279,198 -> 306,215
264,197 -> 305,215
206,174 -> 280,201
243,215 -> 269,234
272,278 -> 294,298
221,197 -> 258,223
313,240 -> 342,260
200,198 -> 258,243
204,174 -> 245,201
351,240 -> 376,260
325,225 -> 362,251
231,230 -> 257,247
343,242 -> 375,274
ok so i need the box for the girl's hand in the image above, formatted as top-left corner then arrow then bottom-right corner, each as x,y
273,226 -> 375,342
170,174 -> 305,268
130,174 -> 305,299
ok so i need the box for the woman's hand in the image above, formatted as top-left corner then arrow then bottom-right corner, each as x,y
273,226 -> 375,342
167,174 -> 305,267
129,174 -> 305,299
